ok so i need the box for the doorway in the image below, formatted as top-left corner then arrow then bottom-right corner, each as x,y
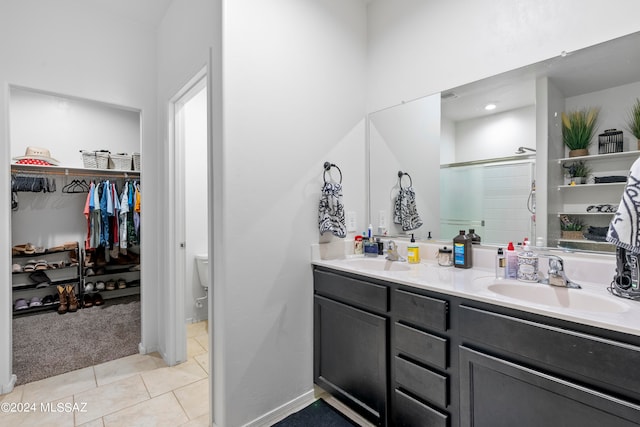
169,69 -> 209,365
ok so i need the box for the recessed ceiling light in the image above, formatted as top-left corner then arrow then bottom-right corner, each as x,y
484,103 -> 497,111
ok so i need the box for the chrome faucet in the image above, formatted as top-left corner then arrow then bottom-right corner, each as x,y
538,254 -> 581,289
386,240 -> 405,262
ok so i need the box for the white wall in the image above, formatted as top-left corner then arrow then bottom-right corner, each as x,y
369,94 -> 441,239
454,105 -> 536,163
184,87 -> 208,322
0,0 -> 158,393
564,80 -> 640,155
367,0 -> 640,112
222,0 -> 367,425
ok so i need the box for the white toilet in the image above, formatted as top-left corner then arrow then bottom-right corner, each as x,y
195,254 -> 209,289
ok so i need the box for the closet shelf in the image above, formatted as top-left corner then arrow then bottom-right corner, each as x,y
10,164 -> 140,178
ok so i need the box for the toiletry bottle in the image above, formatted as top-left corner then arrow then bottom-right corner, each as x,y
496,248 -> 506,279
368,224 -> 373,240
506,242 -> 518,279
467,229 -> 481,245
376,237 -> 384,255
517,240 -> 539,282
407,234 -> 420,264
354,235 -> 363,255
453,230 -> 472,269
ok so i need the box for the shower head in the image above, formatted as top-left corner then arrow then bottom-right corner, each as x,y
515,146 -> 536,154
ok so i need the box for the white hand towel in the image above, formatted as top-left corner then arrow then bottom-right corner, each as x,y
607,157 -> 640,253
319,182 -> 346,238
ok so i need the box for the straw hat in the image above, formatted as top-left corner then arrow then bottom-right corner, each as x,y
13,146 -> 60,166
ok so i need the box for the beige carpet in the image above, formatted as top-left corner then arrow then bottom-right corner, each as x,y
12,295 -> 140,385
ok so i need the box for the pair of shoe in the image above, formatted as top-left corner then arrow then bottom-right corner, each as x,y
83,293 -> 104,308
57,284 -> 78,314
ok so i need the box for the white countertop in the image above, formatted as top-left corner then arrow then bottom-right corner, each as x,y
311,241 -> 640,338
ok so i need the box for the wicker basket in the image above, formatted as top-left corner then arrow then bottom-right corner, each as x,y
561,230 -> 584,240
95,151 -> 110,169
80,150 -> 98,168
109,153 -> 132,170
132,153 -> 141,171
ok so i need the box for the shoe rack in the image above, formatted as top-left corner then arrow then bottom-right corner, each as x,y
80,246 -> 141,307
11,242 -> 81,316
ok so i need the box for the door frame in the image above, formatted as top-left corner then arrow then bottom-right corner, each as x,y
167,67 -> 208,365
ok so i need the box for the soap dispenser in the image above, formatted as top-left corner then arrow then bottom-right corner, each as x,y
407,234 -> 420,264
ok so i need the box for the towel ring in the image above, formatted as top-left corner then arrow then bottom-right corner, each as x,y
323,162 -> 342,184
398,171 -> 412,189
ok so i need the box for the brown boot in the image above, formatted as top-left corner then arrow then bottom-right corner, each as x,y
66,284 -> 78,312
57,285 -> 68,314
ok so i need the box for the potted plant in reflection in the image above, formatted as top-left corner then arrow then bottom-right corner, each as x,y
561,107 -> 600,157
625,98 -> 640,150
566,160 -> 591,185
560,215 -> 585,240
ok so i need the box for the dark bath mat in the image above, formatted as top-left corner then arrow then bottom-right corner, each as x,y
273,399 -> 360,426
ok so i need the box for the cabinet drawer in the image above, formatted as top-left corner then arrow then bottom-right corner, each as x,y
394,289 -> 448,331
395,322 -> 447,369
460,305 -> 640,399
394,389 -> 448,427
314,269 -> 389,313
395,356 -> 448,408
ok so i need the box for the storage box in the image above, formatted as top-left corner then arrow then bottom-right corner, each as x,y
132,152 -> 141,171
80,150 -> 109,169
109,153 -> 132,170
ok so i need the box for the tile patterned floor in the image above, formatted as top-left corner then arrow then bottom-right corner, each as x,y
0,320 -> 373,427
0,322 -> 210,427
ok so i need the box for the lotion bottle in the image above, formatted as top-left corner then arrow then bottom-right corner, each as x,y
407,234 -> 420,264
506,241 -> 518,279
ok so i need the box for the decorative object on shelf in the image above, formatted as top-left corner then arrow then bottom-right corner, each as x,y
561,107 -> 600,157
563,160 -> 591,185
560,214 -> 584,240
586,204 -> 618,213
13,146 -> 60,166
624,98 -> 640,151
598,129 -> 623,154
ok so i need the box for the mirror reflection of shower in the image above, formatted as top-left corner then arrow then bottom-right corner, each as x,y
515,146 -> 536,154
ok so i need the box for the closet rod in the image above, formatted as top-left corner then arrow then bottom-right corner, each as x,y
10,164 -> 140,179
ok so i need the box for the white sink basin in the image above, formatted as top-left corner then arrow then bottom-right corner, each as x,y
486,282 -> 628,313
342,258 -> 411,272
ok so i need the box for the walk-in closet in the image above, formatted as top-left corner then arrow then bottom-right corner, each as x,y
9,86 -> 142,384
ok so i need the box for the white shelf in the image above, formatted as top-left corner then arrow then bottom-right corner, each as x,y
10,164 -> 140,178
557,151 -> 640,164
557,238 -> 611,245
557,212 -> 614,216
557,182 -> 625,190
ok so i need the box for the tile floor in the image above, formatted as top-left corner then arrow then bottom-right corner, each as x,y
0,321 -> 210,427
1,321 -> 373,427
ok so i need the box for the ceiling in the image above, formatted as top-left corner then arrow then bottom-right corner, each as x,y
80,0 -> 173,28
442,31 -> 640,122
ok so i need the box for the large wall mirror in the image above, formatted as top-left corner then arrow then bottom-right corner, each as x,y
367,31 -> 640,253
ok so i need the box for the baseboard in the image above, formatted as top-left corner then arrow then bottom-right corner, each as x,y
242,389 -> 315,427
1,374 -> 17,395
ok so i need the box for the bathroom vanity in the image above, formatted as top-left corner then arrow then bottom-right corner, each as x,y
312,255 -> 640,427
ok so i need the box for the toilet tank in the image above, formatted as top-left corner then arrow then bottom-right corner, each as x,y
195,254 -> 209,288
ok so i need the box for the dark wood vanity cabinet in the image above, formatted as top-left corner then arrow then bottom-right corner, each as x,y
459,306 -> 640,427
313,266 -> 640,427
314,268 -> 390,426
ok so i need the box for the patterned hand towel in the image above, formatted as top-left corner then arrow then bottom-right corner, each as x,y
607,158 -> 640,253
393,187 -> 423,231
319,181 -> 346,238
